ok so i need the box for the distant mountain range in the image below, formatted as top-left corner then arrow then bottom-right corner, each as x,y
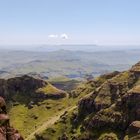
0,48 -> 140,79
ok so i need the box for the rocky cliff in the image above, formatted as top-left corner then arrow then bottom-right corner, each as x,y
0,75 -> 66,105
0,97 -> 23,140
75,62 -> 140,139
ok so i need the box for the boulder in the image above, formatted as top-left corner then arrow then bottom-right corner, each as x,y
0,96 -> 24,140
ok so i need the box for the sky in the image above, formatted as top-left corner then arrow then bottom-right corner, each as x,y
0,0 -> 140,46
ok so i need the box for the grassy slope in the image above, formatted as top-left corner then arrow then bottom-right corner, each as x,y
9,97 -> 76,138
37,108 -> 80,140
8,80 -> 73,138
37,83 -> 64,94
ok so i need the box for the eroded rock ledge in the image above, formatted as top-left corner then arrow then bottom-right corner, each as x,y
0,96 -> 23,140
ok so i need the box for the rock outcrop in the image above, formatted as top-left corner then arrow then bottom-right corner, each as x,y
75,63 -> 140,139
130,61 -> 140,76
78,80 -> 128,116
0,97 -> 23,140
0,75 -> 47,100
0,75 -> 66,105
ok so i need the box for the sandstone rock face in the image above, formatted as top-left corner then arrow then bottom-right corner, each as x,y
85,88 -> 140,137
85,84 -> 140,132
0,75 -> 66,105
7,75 -> 46,90
0,75 -> 47,100
78,80 -> 129,116
130,61 -> 140,73
130,61 -> 140,80
78,93 -> 96,115
87,108 -> 124,130
0,96 -> 23,140
121,86 -> 140,122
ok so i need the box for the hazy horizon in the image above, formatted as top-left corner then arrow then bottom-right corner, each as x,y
1,44 -> 140,52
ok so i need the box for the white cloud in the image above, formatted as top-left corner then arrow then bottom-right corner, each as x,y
60,33 -> 68,39
48,33 -> 68,40
48,34 -> 58,38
